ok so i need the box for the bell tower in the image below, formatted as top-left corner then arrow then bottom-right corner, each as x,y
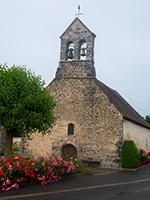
55,17 -> 96,79
27,15 -> 124,169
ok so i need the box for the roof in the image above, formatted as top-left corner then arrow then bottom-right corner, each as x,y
60,17 -> 96,38
96,79 -> 150,129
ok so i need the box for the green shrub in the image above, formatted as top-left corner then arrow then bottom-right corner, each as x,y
121,140 -> 140,169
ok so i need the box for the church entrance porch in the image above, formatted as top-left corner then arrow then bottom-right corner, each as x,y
62,144 -> 77,159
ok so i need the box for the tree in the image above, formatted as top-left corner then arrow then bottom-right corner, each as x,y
0,64 -> 56,157
145,115 -> 150,124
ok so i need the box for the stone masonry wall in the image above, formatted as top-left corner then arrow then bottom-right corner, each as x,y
24,132 -> 52,159
60,18 -> 95,62
25,78 -> 123,168
56,60 -> 96,79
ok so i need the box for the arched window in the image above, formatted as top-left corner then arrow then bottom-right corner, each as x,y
68,123 -> 74,135
66,41 -> 74,61
79,40 -> 87,60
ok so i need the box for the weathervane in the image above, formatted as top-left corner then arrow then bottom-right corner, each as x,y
75,5 -> 83,18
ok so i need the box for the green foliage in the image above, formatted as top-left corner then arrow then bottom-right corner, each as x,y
12,145 -> 19,155
145,115 -> 150,124
0,64 -> 56,156
0,64 -> 55,135
121,140 -> 140,169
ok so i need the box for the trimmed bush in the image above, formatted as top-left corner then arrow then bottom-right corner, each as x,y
121,140 -> 140,169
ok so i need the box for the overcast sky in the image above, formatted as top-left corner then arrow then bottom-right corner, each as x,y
0,0 -> 150,117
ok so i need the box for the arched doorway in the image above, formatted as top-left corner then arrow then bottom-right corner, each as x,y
62,144 -> 77,159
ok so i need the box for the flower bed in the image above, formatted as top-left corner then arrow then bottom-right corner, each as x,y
140,149 -> 150,166
0,156 -> 76,191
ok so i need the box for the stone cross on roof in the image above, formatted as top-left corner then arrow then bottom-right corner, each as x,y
75,5 -> 83,18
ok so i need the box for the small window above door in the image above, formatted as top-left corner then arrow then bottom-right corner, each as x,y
68,123 -> 75,135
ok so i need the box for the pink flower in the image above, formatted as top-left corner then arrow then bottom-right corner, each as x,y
16,177 -> 25,183
6,179 -> 11,185
7,164 -> 13,171
11,184 -> 19,189
38,176 -> 46,181
0,155 -> 76,192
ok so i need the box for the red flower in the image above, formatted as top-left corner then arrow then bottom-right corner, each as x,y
0,167 -> 5,177
0,155 -> 76,191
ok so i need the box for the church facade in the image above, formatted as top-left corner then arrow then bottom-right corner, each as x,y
25,18 -> 150,168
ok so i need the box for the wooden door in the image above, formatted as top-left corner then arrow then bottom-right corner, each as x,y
62,144 -> 77,159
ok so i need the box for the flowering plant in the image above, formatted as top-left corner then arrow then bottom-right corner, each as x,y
0,156 -> 76,191
140,149 -> 150,166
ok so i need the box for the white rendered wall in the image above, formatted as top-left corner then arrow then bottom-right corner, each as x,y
123,119 -> 150,151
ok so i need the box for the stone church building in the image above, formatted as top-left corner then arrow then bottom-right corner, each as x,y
25,18 -> 150,168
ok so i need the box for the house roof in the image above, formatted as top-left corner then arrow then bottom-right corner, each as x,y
60,17 -> 96,38
96,79 -> 150,129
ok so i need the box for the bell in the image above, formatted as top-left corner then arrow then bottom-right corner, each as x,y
80,48 -> 86,56
67,48 -> 74,59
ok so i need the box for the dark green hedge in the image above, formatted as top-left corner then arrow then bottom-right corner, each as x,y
121,140 -> 140,169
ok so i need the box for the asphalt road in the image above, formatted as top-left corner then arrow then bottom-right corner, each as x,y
1,166 -> 150,200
